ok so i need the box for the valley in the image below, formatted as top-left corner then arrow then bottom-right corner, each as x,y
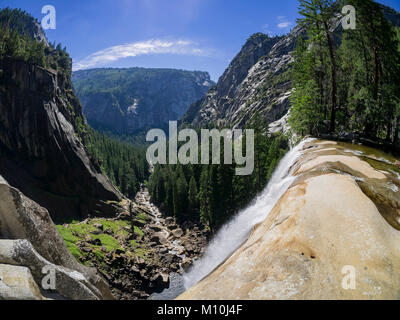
0,0 -> 400,302
72,68 -> 214,135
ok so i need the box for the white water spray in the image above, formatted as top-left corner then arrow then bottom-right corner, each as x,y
183,138 -> 314,290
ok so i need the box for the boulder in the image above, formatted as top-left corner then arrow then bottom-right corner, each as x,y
0,239 -> 106,300
181,258 -> 193,271
163,253 -> 181,266
135,257 -> 146,267
182,241 -> 196,254
165,217 -> 175,225
158,247 -> 168,255
104,228 -> 114,235
81,247 -> 92,253
132,219 -> 146,228
0,264 -> 45,300
93,223 -> 104,231
89,238 -> 102,246
150,233 -> 167,245
151,273 -> 169,287
0,180 -> 114,300
148,224 -> 163,233
0,182 -> 76,269
171,228 -> 184,239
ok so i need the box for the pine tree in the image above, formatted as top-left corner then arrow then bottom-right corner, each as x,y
172,176 -> 180,217
176,173 -> 188,218
297,0 -> 338,133
339,0 -> 400,141
165,175 -> 175,215
188,176 -> 198,210
86,127 -> 149,199
199,167 -> 211,226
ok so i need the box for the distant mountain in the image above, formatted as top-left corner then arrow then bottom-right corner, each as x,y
180,32 -> 294,129
72,68 -> 214,135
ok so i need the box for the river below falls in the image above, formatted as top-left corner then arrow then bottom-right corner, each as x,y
150,273 -> 185,300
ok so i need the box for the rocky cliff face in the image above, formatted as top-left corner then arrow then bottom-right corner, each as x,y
0,57 -> 122,222
179,140 -> 400,300
0,9 -> 125,300
72,68 -> 214,135
181,31 -> 299,129
182,5 -> 400,132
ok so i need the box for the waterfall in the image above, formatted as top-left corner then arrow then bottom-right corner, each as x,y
183,138 -> 313,290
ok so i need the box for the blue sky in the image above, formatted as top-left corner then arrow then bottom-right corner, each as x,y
2,0 -> 399,81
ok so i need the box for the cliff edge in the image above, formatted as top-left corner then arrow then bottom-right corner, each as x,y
179,140 -> 400,300
0,58 -> 122,222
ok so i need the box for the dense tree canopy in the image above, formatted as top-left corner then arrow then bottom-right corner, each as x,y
86,128 -> 149,198
0,8 -> 71,76
289,0 -> 400,147
148,128 -> 288,231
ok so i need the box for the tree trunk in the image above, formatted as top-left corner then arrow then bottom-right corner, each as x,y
323,21 -> 337,133
386,121 -> 392,143
316,21 -> 327,120
359,29 -> 370,85
373,47 -> 380,98
394,118 -> 400,147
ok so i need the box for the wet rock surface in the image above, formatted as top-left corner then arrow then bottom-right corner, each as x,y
179,140 -> 400,300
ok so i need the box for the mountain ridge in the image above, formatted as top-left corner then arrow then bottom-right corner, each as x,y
180,28 -> 301,129
73,67 -> 214,135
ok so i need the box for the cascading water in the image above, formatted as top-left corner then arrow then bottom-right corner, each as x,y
183,138 -> 314,290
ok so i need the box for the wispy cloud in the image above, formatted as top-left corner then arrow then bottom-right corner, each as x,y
73,39 -> 211,71
277,21 -> 292,28
277,16 -> 292,29
262,23 -> 272,35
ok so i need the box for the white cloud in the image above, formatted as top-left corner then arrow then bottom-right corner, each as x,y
277,21 -> 292,28
277,16 -> 292,29
73,39 -> 210,71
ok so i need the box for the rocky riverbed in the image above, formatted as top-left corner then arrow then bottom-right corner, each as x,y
57,188 -> 208,300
